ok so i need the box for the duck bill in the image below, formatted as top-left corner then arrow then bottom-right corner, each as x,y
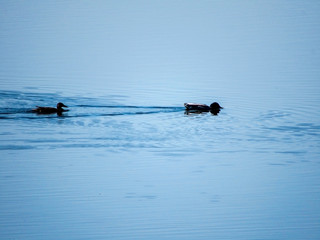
62,104 -> 68,108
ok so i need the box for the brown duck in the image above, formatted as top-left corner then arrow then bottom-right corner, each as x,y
32,102 -> 68,115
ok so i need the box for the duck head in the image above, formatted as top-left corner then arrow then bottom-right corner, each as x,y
209,102 -> 223,115
57,102 -> 68,108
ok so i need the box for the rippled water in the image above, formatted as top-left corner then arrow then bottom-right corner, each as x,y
1,1 -> 320,240
1,89 -> 319,239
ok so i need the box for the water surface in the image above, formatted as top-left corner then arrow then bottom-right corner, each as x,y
1,1 -> 320,240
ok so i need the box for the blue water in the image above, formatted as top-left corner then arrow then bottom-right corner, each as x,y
1,1 -> 320,240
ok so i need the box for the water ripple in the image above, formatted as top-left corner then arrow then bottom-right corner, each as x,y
0,90 -> 319,156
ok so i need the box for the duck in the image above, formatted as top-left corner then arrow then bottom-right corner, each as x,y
32,102 -> 68,115
184,102 -> 223,115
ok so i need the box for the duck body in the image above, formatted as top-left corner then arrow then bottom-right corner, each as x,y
32,102 -> 68,115
184,103 -> 210,112
184,102 -> 223,115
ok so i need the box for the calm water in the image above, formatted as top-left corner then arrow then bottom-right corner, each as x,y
1,1 -> 320,240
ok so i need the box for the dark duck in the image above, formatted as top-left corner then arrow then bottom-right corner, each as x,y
184,102 -> 223,115
32,102 -> 68,115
